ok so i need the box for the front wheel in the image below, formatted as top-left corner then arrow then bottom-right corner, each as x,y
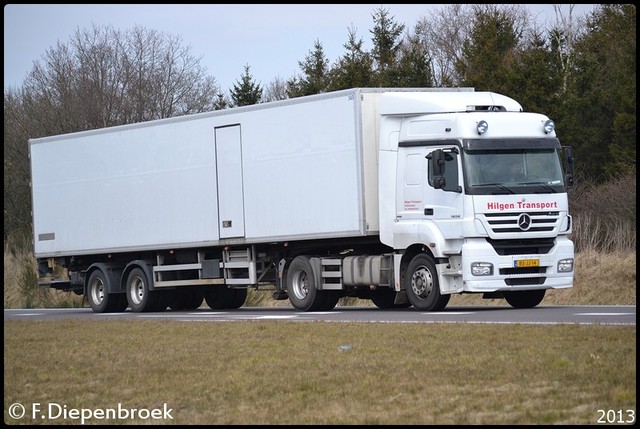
504,289 -> 546,308
404,254 -> 450,311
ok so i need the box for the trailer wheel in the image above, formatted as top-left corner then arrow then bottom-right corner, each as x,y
228,288 -> 247,309
287,256 -> 326,311
204,288 -> 226,309
183,289 -> 204,309
504,289 -> 545,309
113,294 -> 129,312
87,270 -> 127,313
204,287 -> 240,309
170,288 -> 204,310
126,267 -> 159,312
405,254 -> 450,311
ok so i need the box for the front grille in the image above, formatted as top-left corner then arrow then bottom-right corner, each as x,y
483,211 -> 560,234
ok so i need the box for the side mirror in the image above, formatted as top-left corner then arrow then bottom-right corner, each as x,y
427,149 -> 446,189
563,146 -> 575,188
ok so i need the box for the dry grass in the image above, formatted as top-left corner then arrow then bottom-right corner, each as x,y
3,246 -> 84,309
3,320 -> 635,425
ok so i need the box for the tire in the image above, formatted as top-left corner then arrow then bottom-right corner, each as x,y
184,288 -> 205,309
126,267 -> 159,312
228,288 -> 247,309
170,288 -> 204,310
321,291 -> 341,311
404,254 -> 450,311
152,290 -> 170,312
286,256 -> 326,312
87,269 -> 127,313
370,288 -> 410,309
504,289 -> 546,309
113,294 -> 129,312
204,287 -> 233,309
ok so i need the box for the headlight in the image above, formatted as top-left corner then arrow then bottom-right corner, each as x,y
557,258 -> 574,272
471,262 -> 493,276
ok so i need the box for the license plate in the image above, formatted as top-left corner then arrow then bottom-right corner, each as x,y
515,259 -> 539,267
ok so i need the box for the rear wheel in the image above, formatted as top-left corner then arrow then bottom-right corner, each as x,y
504,289 -> 546,308
126,267 -> 159,312
405,254 -> 450,311
87,270 -> 127,313
370,288 -> 409,309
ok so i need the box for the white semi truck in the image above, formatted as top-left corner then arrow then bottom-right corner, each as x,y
29,87 -> 575,313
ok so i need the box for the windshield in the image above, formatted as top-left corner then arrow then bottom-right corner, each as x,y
464,148 -> 565,195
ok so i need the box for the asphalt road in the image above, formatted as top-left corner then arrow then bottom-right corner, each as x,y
4,305 -> 636,325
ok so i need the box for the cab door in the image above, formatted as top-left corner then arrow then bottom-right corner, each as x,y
397,144 -> 464,238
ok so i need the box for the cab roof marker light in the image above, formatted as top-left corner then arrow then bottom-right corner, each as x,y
476,120 -> 488,135
544,119 -> 555,134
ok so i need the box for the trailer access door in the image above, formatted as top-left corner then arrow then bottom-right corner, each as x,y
215,125 -> 246,238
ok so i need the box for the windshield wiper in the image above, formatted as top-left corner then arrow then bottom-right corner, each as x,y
475,183 -> 515,194
515,181 -> 556,193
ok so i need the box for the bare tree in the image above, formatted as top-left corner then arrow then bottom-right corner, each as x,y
549,4 -> 587,93
4,89 -> 33,240
414,4 -> 473,86
262,77 -> 289,103
415,4 -> 532,87
4,24 -> 223,243
21,24 -> 220,136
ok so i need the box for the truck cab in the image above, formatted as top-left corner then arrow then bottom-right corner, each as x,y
378,91 -> 575,310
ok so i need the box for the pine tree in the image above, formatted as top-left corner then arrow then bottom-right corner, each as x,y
230,64 -> 263,107
288,39 -> 330,97
327,27 -> 374,91
370,6 -> 405,86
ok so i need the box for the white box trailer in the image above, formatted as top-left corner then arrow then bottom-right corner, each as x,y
31,89 -> 380,254
30,87 -> 575,313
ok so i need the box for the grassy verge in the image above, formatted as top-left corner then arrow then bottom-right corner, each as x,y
3,320 -> 636,425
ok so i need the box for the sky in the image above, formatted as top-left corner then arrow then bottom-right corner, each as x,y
4,4 -> 597,93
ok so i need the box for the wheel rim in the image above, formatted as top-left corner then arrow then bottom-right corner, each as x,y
129,275 -> 145,305
410,265 -> 433,298
291,270 -> 309,300
90,278 -> 105,305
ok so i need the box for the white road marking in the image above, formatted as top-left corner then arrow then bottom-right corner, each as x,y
575,312 -> 635,316
423,312 -> 476,315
